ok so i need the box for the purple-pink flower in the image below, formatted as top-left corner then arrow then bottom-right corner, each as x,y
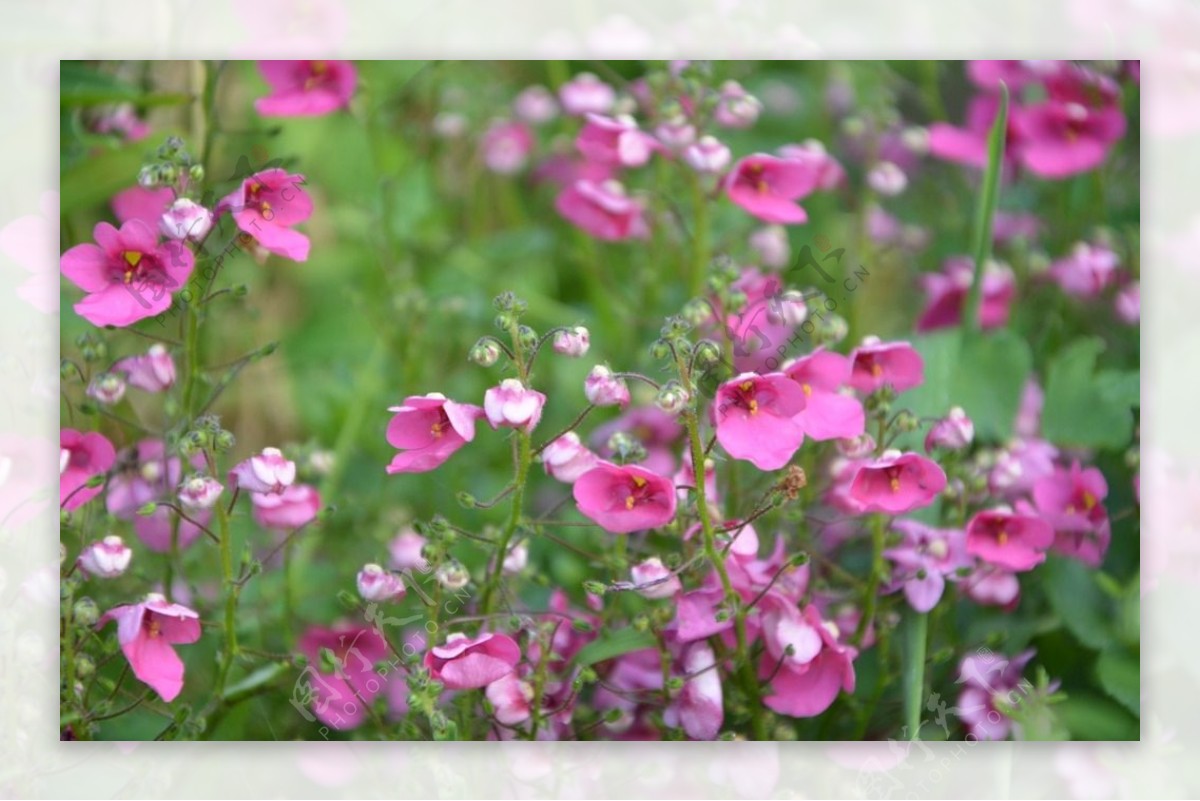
229,447 -> 296,494
1032,462 -> 1111,568
966,506 -> 1055,572
113,343 -> 176,393
555,179 -> 649,241
540,432 -> 600,484
424,632 -> 521,690
106,440 -> 209,552
916,257 -> 1015,332
573,461 -> 677,534
255,60 -> 357,117
98,593 -> 201,702
712,372 -> 807,470
576,114 -> 657,168
78,535 -> 132,579
760,601 -> 857,718
386,393 -> 484,474
724,154 -> 819,224
483,379 -> 546,432
217,168 -> 313,261
847,337 -> 925,393
783,349 -> 866,442
480,120 -> 534,174
885,520 -> 970,612
251,483 -> 321,531
60,429 -> 115,511
848,451 -> 947,515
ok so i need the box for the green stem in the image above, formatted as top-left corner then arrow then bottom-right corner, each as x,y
481,429 -> 531,615
965,83 -> 1009,333
902,608 -> 929,740
854,514 -> 886,646
689,173 -> 710,298
213,488 -> 239,697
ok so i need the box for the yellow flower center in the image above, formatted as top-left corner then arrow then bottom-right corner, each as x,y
997,530 -> 1009,546
801,383 -> 812,396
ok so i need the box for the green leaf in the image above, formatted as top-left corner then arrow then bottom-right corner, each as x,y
1041,555 -> 1112,650
60,142 -> 153,215
1095,647 -> 1140,716
1056,694 -> 1139,741
1041,338 -> 1138,449
572,627 -> 656,667
965,82 -> 1009,331
60,62 -> 191,108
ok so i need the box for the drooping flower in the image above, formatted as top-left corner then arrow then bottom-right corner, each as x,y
724,154 -> 820,224
761,602 -> 857,718
1048,242 -> 1120,299
106,440 -> 209,552
584,365 -> 631,407
217,168 -> 313,261
552,326 -> 590,357
486,673 -> 534,726
916,257 -> 1015,332
783,349 -> 866,441
683,135 -> 732,174
712,372 -> 808,471
160,198 -> 214,242
925,407 -> 975,452
254,60 -> 357,117
669,642 -> 724,740
539,431 -> 600,484
251,483 -> 321,531
884,520 -> 970,612
775,141 -> 846,191
847,336 -> 925,393
60,430 -> 115,511
77,535 -> 132,579
513,85 -> 558,124
385,393 -> 484,474
98,593 -> 201,702
630,557 -> 682,600
558,73 -> 615,116
177,474 -> 224,511
1032,462 -> 1111,567
86,373 -> 126,406
356,563 -> 406,602
424,632 -> 521,690
388,528 -> 430,573
60,220 -> 196,327
848,450 -> 947,515
576,114 -> 658,167
480,119 -> 534,174
966,506 -> 1055,572
229,447 -> 296,494
555,179 -> 649,241
483,379 -> 546,432
963,564 -> 1021,609
573,461 -> 676,534
713,80 -> 762,128
113,343 -> 176,393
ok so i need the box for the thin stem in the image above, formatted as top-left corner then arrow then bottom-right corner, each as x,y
902,608 -> 928,740
854,514 -> 887,646
213,484 -> 239,698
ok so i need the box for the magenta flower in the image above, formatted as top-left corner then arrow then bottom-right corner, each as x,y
761,602 -> 857,718
885,520 -> 970,612
113,343 -> 175,392
630,557 -> 682,600
388,528 -> 430,572
159,198 -> 213,242
847,337 -> 925,393
254,60 -> 356,117
1114,282 -> 1140,324
669,642 -> 724,740
77,535 -> 132,579
356,563 -> 406,602
555,179 -> 649,241
558,72 -> 615,116
480,119 -> 534,174
1048,242 -> 1120,299
956,649 -> 1050,740
916,257 -> 1015,332
1014,66 -> 1126,179
60,220 -> 195,327
216,168 -> 313,261
925,406 -> 975,452
966,60 -> 1049,91
776,141 -> 846,191
112,186 -> 174,230
229,447 -> 296,494
573,461 -> 677,534
928,95 -> 1022,172
724,154 -> 820,224
177,474 -> 224,511
584,365 -> 632,407
1032,462 -> 1111,568
963,564 -> 1021,609
60,429 -> 115,511
966,507 -> 1055,571
424,632 -> 521,690
386,393 -> 484,474
784,349 -> 866,441
540,431 -> 600,484
98,593 -> 201,702
712,372 -> 807,470
251,483 -> 321,531
107,440 -> 209,552
297,623 -> 392,730
989,437 -> 1059,497
483,379 -> 546,432
486,673 -> 534,726
576,113 -> 657,167
848,451 -> 947,515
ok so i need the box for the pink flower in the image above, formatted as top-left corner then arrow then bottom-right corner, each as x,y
916,257 -> 1015,332
724,154 -> 820,224
86,373 -> 126,405
867,161 -> 908,196
513,85 -> 558,124
356,563 -> 406,602
684,136 -> 732,174
847,337 -> 924,393
483,379 -> 546,432
112,186 -> 174,230
177,474 -> 223,511
592,406 -> 683,476
714,80 -> 762,128
60,220 -> 195,327
784,349 -> 866,441
925,407 -> 975,452
630,557 -> 681,599
297,624 -> 392,730
106,440 -> 208,552
1114,282 -> 1140,324
956,649 -> 1045,740
424,632 -> 521,690
90,103 -> 151,141
254,60 -> 356,117
385,393 -> 484,474
216,168 -> 313,261
928,95 -> 1023,172
963,564 -> 1021,609
1014,66 -> 1126,179
77,535 -> 132,578
584,365 -> 631,407
98,593 -> 201,702
712,372 -> 807,470
848,451 -> 947,515
113,343 -> 176,392
540,431 -> 600,483
576,114 -> 657,167
60,429 -> 116,511
749,225 -> 790,269
1014,379 -> 1045,439
776,141 -> 846,191
1048,242 -> 1120,298
1032,462 -> 1111,568
481,120 -> 534,174
558,73 -> 615,116
552,326 -> 590,357
573,461 -> 677,534
229,447 -> 296,494
486,673 -> 534,726
761,602 -> 857,718
251,483 -> 321,531
670,642 -> 724,740
555,179 -> 649,241
989,438 -> 1059,497
885,521 -> 970,612
966,507 -> 1055,571
388,528 -> 430,572
159,199 -> 213,242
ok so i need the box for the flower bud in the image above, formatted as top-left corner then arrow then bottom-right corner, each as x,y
86,373 -> 126,406
357,563 -> 406,602
77,536 -> 132,579
552,326 -> 590,357
178,474 -> 224,510
469,338 -> 502,367
683,136 -> 732,174
484,379 -> 547,432
584,365 -> 631,407
749,225 -> 790,269
540,432 -> 600,484
502,541 -> 528,575
867,161 -> 908,197
692,340 -> 723,370
925,406 -> 975,452
435,560 -> 470,591
188,164 -> 205,182
160,198 -> 214,242
229,447 -> 295,494
389,529 -> 430,573
73,597 -> 100,627
654,381 -> 690,416
514,85 -> 558,124
630,557 -> 681,600
214,430 -> 236,452
714,81 -> 762,128
114,343 -> 175,392
137,165 -> 159,188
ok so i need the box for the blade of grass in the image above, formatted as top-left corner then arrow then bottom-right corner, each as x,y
965,82 -> 1010,332
901,607 -> 928,740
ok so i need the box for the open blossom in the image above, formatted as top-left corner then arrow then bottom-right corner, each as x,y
761,602 -> 857,718
555,179 -> 649,241
217,168 -> 313,261
725,154 -> 820,224
251,483 -> 321,530
776,141 -> 846,191
60,430 -> 116,511
98,593 -> 201,702
917,257 -> 1015,332
484,379 -> 546,432
229,447 -> 296,494
559,72 -> 615,116
425,632 -> 521,690
966,506 -> 1055,571
670,642 -> 724,740
714,80 -> 762,128
60,219 -> 196,327
78,535 -> 132,578
486,673 -> 534,726
990,438 -> 1059,498
386,393 -> 484,474
357,563 -> 406,602
114,343 -> 175,392
160,198 -> 213,242
178,474 -> 223,510
784,349 -> 866,442
1014,65 -> 1125,179
254,60 -> 357,117
540,431 -> 600,483
630,557 -> 681,599
957,649 -> 1049,740
925,407 -> 975,452
847,337 -> 925,393
713,372 -> 807,471
655,115 -> 696,149
1048,242 -> 1120,299
552,326 -> 590,357
576,114 -> 657,167
584,365 -> 631,407
683,136 -> 731,174
389,528 -> 430,572
114,186 -> 174,230
1033,462 -> 1111,567
929,95 -> 1023,173
573,461 -> 676,533
107,440 -> 208,552
885,521 -> 970,612
91,102 -> 150,141
480,120 -> 534,174
513,85 -> 558,123
848,451 -> 947,514
298,624 -> 393,730
964,564 -> 1021,609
